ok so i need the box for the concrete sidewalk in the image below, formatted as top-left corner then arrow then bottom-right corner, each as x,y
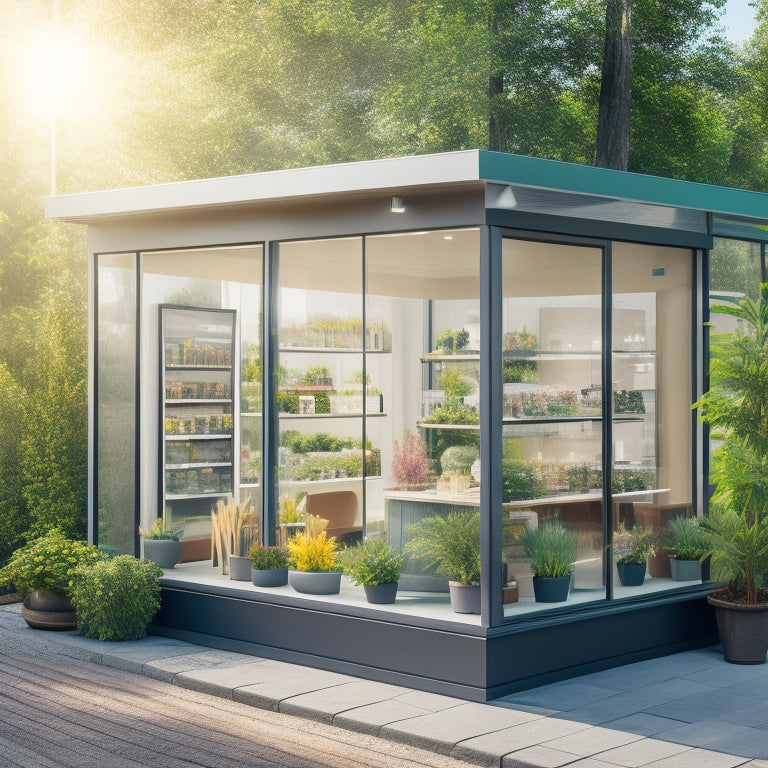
1,603 -> 766,768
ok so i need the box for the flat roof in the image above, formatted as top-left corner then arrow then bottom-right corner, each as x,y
45,150 -> 768,224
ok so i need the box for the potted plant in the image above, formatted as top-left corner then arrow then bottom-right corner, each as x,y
405,510 -> 481,614
694,284 -> 768,663
286,530 -> 342,595
390,430 -> 431,491
339,535 -> 404,604
70,555 -> 162,640
0,529 -> 103,630
250,545 -> 290,587
140,516 -> 183,570
663,516 -> 707,581
614,524 -> 653,586
521,519 -> 578,603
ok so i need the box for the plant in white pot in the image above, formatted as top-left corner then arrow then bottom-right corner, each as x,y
405,510 -> 481,614
339,535 -> 404,604
694,283 -> 768,663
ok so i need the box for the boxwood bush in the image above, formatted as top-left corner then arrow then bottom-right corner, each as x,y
71,555 -> 162,641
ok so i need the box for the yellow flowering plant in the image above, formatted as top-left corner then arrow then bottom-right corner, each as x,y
0,529 -> 103,598
287,530 -> 339,573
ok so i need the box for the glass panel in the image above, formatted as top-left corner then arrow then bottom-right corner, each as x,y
501,238 -> 605,616
612,243 -> 694,595
276,238 -> 365,549
143,246 -> 263,556
96,252 -> 136,555
367,229 -> 481,619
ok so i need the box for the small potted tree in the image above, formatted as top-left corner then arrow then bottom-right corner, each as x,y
140,517 -> 183,570
521,519 -> 578,603
390,430 -> 431,491
339,535 -> 404,604
405,510 -> 481,614
250,545 -> 290,587
614,524 -> 653,586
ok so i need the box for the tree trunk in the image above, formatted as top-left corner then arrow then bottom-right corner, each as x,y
595,0 -> 632,170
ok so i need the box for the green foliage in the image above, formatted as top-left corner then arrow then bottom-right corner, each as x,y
663,516 -> 708,561
405,510 -> 480,586
339,535 -> 404,586
437,368 -> 473,399
70,555 -> 162,641
280,430 -> 362,453
304,365 -> 331,383
139,517 -> 183,541
435,328 -> 470,354
440,445 -> 479,476
0,529 -> 103,598
521,519 -> 578,578
250,545 -> 290,571
501,460 -> 548,503
613,524 -> 654,566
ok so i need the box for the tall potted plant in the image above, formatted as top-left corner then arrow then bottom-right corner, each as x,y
405,510 -> 481,614
613,524 -> 653,586
695,283 -> 768,663
521,519 -> 577,603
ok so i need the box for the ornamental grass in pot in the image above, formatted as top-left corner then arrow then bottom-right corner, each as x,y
0,529 -> 103,630
140,517 -> 183,570
339,535 -> 404,604
663,516 -> 708,582
694,284 -> 768,663
405,510 -> 481,614
521,519 -> 577,603
250,545 -> 289,587
613,524 -> 653,587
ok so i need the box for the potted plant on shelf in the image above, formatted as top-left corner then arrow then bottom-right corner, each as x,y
339,535 -> 404,604
0,529 -> 103,630
614,524 -> 653,586
210,498 -> 258,579
694,284 -> 768,663
663,516 -> 708,582
286,529 -> 342,595
250,545 -> 290,587
405,510 -> 481,614
390,430 -> 431,491
140,516 -> 183,570
521,519 -> 578,603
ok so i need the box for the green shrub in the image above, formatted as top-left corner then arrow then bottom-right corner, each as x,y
250,545 -> 289,570
0,529 -> 103,598
440,445 -> 479,475
71,555 -> 162,641
522,519 -> 578,578
339,536 -> 404,586
501,460 -> 548,502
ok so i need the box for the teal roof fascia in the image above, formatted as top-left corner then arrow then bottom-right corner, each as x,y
478,150 -> 768,222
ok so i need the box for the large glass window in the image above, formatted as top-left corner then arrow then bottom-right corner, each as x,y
96,253 -> 137,555
142,245 -> 263,555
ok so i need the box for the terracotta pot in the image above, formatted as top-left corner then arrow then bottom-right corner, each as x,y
21,589 -> 77,631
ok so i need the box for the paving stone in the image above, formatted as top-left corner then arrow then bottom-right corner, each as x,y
637,747 -> 751,767
498,681 -> 616,712
501,744 -> 585,767
144,649 -> 264,677
280,680 -> 411,724
659,719 -> 752,747
394,689 -> 465,712
600,713 -> 683,737
701,730 -> 768,761
646,687 -> 766,724
333,699 -> 434,735
541,725 -> 642,757
174,660 -> 272,697
381,702 -> 543,755
589,737 -> 691,766
451,717 -> 589,766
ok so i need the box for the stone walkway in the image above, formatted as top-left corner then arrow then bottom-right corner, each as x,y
1,603 -> 766,768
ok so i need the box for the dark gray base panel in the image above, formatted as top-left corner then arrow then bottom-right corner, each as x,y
152,586 -> 718,701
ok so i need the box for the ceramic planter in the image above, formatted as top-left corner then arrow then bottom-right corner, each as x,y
228,555 -> 252,581
251,567 -> 289,587
532,576 -> 571,603
669,558 -> 701,582
288,570 -> 342,595
363,582 -> 398,604
142,538 -> 182,569
617,561 -> 646,586
708,590 -> 768,664
21,589 -> 77,631
448,582 -> 481,614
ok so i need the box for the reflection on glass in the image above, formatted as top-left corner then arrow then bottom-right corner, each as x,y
96,253 -> 137,555
612,243 -> 694,596
275,238 -> 365,549
501,238 -> 605,615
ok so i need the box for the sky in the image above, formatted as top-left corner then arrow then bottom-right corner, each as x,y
722,0 -> 759,42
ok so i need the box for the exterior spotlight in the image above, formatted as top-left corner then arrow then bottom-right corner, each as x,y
390,195 -> 405,213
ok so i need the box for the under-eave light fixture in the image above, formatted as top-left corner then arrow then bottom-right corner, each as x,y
390,195 -> 405,213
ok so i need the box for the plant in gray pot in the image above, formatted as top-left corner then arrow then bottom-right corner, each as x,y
286,530 -> 342,595
405,510 -> 481,614
694,284 -> 768,664
614,524 -> 653,587
663,516 -> 707,582
140,517 -> 183,570
339,535 -> 404,604
250,545 -> 289,587
521,519 -> 577,603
